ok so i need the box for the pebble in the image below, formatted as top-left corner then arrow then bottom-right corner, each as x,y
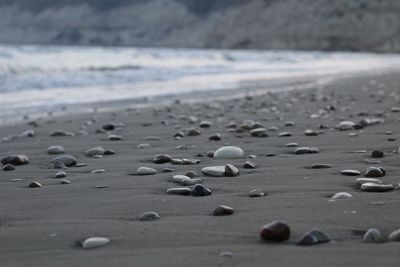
295,147 -> 319,154
29,181 -> 42,188
188,127 -> 202,136
331,192 -> 352,200
364,167 -> 385,178
311,163 -> 332,169
139,211 -> 160,221
250,128 -> 268,137
85,146 -> 105,157
47,145 -> 65,155
81,237 -> 110,249
104,149 -> 115,155
304,129 -> 318,136
191,184 -> 212,196
162,168 -> 175,173
51,155 -> 77,167
278,132 -> 292,137
201,166 -> 225,177
185,171 -> 197,178
360,183 -> 394,192
174,131 -> 185,138
199,120 -> 212,128
371,150 -> 384,158
355,178 -> 383,187
363,229 -> 386,243
49,130 -> 73,137
209,133 -> 221,141
60,179 -> 71,184
108,134 -> 123,141
102,123 -> 116,131
285,143 -> 298,147
260,221 -> 291,242
336,121 -> 355,131
340,169 -> 361,176
388,229 -> 400,241
1,155 -> 29,166
213,205 -> 234,216
3,164 -> 15,171
297,229 -> 331,246
248,188 -> 265,197
225,164 -> 239,177
166,187 -> 192,196
172,175 -> 193,185
136,167 -> 158,175
214,146 -> 244,159
153,154 -> 172,164
243,161 -> 257,169
53,161 -> 67,169
91,169 -> 106,174
137,143 -> 152,149
54,171 -> 66,178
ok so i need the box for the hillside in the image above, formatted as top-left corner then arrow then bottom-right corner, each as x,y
0,0 -> 399,52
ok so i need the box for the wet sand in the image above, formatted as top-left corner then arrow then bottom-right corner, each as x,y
1,71 -> 400,267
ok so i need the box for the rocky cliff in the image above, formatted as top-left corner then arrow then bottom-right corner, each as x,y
0,0 -> 399,52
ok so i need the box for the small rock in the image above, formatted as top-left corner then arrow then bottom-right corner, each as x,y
304,129 -> 318,136
139,211 -> 160,221
136,167 -> 158,175
355,178 -> 383,187
336,121 -> 355,131
201,166 -> 225,177
60,179 -> 71,184
371,150 -> 384,158
47,145 -> 65,155
214,146 -> 244,159
248,188 -> 265,197
51,155 -> 77,167
363,229 -> 386,243
191,184 -> 212,196
53,161 -> 67,169
250,128 -> 268,137
209,133 -> 221,141
166,187 -> 192,196
137,143 -> 152,149
188,127 -> 202,136
294,147 -> 311,154
340,169 -> 361,176
29,181 -> 42,188
85,146 -> 105,157
104,149 -> 115,155
361,183 -> 393,192
153,154 -> 172,164
3,164 -> 15,171
213,205 -> 234,216
243,161 -> 257,169
278,132 -> 292,137
102,123 -> 116,131
297,229 -> 330,246
81,237 -> 110,249
108,134 -> 123,141
388,229 -> 400,241
260,221 -> 291,242
49,130 -> 73,137
365,167 -> 385,178
311,163 -> 332,169
199,120 -> 212,128
1,155 -> 29,166
54,171 -> 66,178
331,192 -> 352,200
185,171 -> 197,178
162,168 -> 175,173
286,143 -> 298,147
91,169 -> 106,174
225,164 -> 239,177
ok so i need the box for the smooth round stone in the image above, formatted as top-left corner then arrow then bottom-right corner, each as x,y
20,129 -> 35,138
51,155 -> 77,167
60,179 -> 71,184
286,143 -> 298,147
53,161 -> 67,169
153,154 -> 172,164
75,163 -> 87,167
201,166 -> 225,177
91,169 -> 105,174
214,146 -> 244,159
171,159 -> 183,165
29,181 -> 42,188
174,131 -> 185,138
388,229 -> 400,241
304,129 -> 318,136
331,192 -> 352,200
108,134 -> 123,141
311,163 -> 332,169
278,132 -> 292,137
102,123 -> 116,131
199,120 -> 212,128
185,171 -> 197,178
260,221 -> 291,242
309,147 -> 319,153
1,155 -> 29,166
166,187 -> 192,196
207,151 -> 214,158
365,167 -> 385,178
49,130 -> 73,137
213,205 -> 234,216
268,126 -> 279,132
47,145 -> 65,155
188,127 -> 202,136
297,229 -> 330,246
361,183 -> 394,192
172,175 -> 192,184
104,149 -> 115,155
81,237 -> 110,249
137,143 -> 152,149
209,133 -> 221,141
3,164 -> 15,171
363,229 -> 386,243
54,171 -> 66,178
225,164 -> 239,177
294,147 -> 311,154
248,188 -> 265,197
371,150 -> 384,158
243,161 -> 257,169
355,178 -> 383,187
162,168 -> 175,173
284,121 -> 295,127
136,167 -> 157,175
250,128 -> 268,137
85,146 -> 105,157
191,184 -> 212,196
340,169 -> 361,176
336,121 -> 355,131
139,211 -> 160,221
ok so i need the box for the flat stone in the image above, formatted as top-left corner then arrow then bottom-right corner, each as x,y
201,166 -> 225,177
188,127 -> 202,136
199,120 -> 212,128
356,178 -> 383,187
361,183 -> 394,192
108,134 -> 123,141
3,164 -> 15,171
214,146 -> 244,159
91,169 -> 105,174
60,179 -> 71,184
54,171 -> 66,178
136,167 -> 158,175
340,169 -> 361,176
250,128 -> 268,137
304,129 -> 318,136
162,168 -> 175,173
51,155 -> 77,167
81,237 -> 110,249
139,211 -> 160,221
311,163 -> 332,169
191,184 -> 212,196
260,221 -> 291,242
29,181 -> 42,188
336,121 -> 355,131
153,154 -> 172,164
213,205 -> 234,216
363,229 -> 386,243
248,188 -> 265,197
49,130 -> 73,137
278,132 -> 292,137
47,145 -> 65,155
225,164 -> 239,177
243,161 -> 257,169
286,143 -> 298,147
172,175 -> 192,184
137,143 -> 152,149
388,229 -> 400,241
1,155 -> 29,166
85,146 -> 105,157
331,192 -> 352,200
185,171 -> 198,178
297,229 -> 331,246
209,133 -> 221,141
294,147 -> 311,154
166,187 -> 192,196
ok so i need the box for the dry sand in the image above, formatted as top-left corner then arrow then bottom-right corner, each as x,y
1,71 -> 400,267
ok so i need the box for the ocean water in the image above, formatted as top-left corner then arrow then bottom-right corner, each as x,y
1,45 -> 400,123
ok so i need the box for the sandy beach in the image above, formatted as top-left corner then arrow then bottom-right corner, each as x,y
1,70 -> 400,267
